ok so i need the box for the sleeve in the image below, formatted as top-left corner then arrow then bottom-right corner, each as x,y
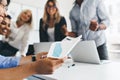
20,27 -> 31,56
60,17 -> 67,26
39,18 -> 47,42
39,19 -> 42,42
0,55 -> 21,68
69,11 -> 78,32
97,0 -> 110,28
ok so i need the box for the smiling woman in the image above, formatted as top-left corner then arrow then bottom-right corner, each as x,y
39,0 -> 69,42
4,0 -> 74,44
0,9 -> 33,57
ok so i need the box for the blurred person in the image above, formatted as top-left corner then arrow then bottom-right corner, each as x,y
0,0 -> 10,35
39,0 -> 68,42
0,9 -> 33,57
69,0 -> 110,60
0,1 -> 65,80
0,14 -> 11,55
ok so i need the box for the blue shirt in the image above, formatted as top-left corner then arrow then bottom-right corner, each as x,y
70,0 -> 110,47
0,55 -> 21,68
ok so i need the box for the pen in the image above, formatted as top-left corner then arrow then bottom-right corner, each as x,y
66,38 -> 71,40
68,64 -> 75,68
32,75 -> 46,80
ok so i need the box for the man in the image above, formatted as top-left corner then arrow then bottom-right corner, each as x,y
69,0 -> 110,60
0,0 -> 65,79
0,0 -> 9,35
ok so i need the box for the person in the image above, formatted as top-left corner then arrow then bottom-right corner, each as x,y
69,0 -> 110,60
39,0 -> 68,42
0,53 -> 65,80
0,0 -> 65,79
0,14 -> 11,53
0,9 -> 33,57
2,14 -> 11,38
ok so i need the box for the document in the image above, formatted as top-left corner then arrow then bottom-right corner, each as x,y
47,35 -> 82,58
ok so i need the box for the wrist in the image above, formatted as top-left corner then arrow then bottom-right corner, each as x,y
96,26 -> 100,31
32,55 -> 36,62
30,62 -> 38,74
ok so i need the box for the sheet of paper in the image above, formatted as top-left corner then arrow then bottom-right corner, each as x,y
47,35 -> 82,58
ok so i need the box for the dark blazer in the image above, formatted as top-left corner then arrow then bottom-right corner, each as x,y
39,17 -> 67,42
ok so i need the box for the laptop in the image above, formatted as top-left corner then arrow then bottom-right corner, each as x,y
70,40 -> 110,64
33,42 -> 53,54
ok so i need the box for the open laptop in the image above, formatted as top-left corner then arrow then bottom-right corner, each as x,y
33,42 -> 53,54
70,40 -> 110,64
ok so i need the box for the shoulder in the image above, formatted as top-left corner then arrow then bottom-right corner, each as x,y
60,16 -> 65,20
23,24 -> 32,31
40,18 -> 43,22
90,0 -> 101,5
70,5 -> 78,16
58,16 -> 66,24
10,21 -> 17,29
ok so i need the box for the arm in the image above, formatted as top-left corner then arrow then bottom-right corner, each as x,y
20,27 -> 31,56
89,0 -> 110,31
0,55 -> 21,68
0,62 -> 36,80
60,17 -> 68,36
39,19 -> 42,42
39,19 -> 48,42
97,0 -> 110,30
0,52 -> 47,68
68,12 -> 78,37
0,57 -> 64,80
19,52 -> 48,65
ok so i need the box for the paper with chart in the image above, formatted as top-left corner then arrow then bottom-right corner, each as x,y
47,35 -> 82,58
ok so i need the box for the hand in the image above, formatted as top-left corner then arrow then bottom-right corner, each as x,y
66,32 -> 77,37
99,24 -> 106,30
36,52 -> 48,60
89,20 -> 99,31
34,57 -> 64,74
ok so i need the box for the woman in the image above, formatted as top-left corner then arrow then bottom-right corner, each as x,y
0,9 -> 33,57
39,0 -> 68,42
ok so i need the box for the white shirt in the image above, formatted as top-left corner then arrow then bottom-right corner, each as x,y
70,0 -> 110,47
47,27 -> 55,42
3,22 -> 31,56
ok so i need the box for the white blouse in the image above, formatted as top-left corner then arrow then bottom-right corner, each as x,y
47,27 -> 55,42
3,22 -> 31,56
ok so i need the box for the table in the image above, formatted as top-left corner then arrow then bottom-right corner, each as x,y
27,59 -> 120,80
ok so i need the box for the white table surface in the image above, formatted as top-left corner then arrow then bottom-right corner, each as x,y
27,59 -> 120,80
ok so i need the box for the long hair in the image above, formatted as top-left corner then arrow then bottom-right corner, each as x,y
7,0 -> 10,6
0,0 -> 11,6
0,0 -> 2,3
17,9 -> 33,28
42,0 -> 61,27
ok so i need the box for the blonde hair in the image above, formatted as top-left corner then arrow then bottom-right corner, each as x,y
17,9 -> 33,28
42,0 -> 61,27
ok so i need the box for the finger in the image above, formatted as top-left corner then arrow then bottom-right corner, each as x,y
47,57 -> 59,60
42,52 -> 48,54
53,59 -> 64,66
